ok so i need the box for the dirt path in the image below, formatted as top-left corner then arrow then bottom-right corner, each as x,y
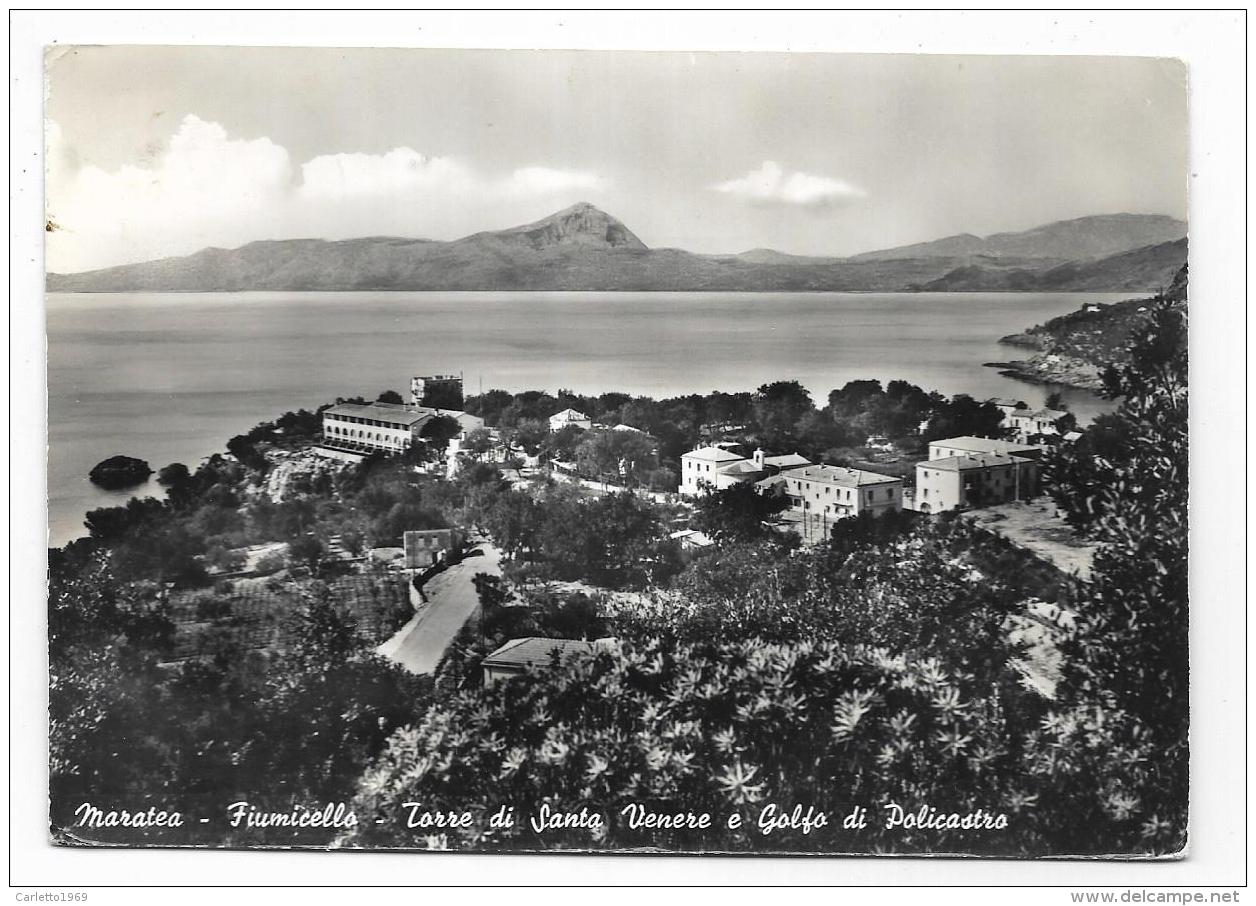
376,540 -> 502,675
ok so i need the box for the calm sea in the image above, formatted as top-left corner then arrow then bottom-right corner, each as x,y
47,290 -> 1126,547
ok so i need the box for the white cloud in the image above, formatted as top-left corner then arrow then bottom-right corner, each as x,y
501,166 -> 606,196
46,116 -> 610,273
297,147 -> 475,202
48,115 -> 295,271
298,149 -> 604,202
712,160 -> 865,209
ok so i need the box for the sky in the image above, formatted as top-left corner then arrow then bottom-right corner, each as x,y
45,46 -> 1189,273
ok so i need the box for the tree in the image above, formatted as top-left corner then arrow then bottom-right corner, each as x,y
540,424 -> 584,463
505,418 -> 550,456
157,462 -> 190,490
226,434 -> 268,472
157,462 -> 194,509
377,390 -> 404,405
465,389 -> 513,424
535,492 -> 673,589
462,427 -> 495,458
83,497 -> 166,544
1041,300 -> 1188,853
575,429 -> 658,487
420,415 -> 462,449
753,381 -> 814,447
922,395 -> 1006,443
692,481 -> 788,543
482,491 -> 540,560
287,534 -> 326,570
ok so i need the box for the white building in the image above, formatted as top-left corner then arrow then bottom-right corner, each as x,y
986,398 -> 1029,421
1007,408 -> 1070,438
549,408 -> 592,432
680,446 -> 811,496
410,374 -> 463,409
321,402 -> 433,455
680,445 -> 747,495
768,464 -> 903,519
915,453 -> 1039,513
928,435 -> 1045,462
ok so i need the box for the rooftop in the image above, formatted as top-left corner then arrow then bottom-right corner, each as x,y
931,435 -> 1044,455
324,402 -> 434,427
792,464 -> 901,487
1027,408 -> 1070,421
720,460 -> 766,476
922,453 -> 1033,472
684,445 -> 746,463
669,529 -> 714,547
551,408 -> 589,420
482,637 -> 596,669
762,452 -> 812,469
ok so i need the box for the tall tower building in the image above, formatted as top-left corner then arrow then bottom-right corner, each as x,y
411,374 -> 464,410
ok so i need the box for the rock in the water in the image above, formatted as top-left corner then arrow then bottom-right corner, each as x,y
88,455 -> 153,489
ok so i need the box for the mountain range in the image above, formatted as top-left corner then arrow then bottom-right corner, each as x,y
46,203 -> 1187,294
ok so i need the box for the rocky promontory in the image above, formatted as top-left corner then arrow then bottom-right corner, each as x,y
984,354 -> 1106,391
988,263 -> 1187,391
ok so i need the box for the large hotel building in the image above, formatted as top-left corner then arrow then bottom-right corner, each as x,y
320,402 -> 435,455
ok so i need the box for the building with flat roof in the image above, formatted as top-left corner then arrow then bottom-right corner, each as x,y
321,402 -> 435,455
928,435 -> 1045,461
411,374 -> 463,410
915,453 -> 1039,513
403,529 -> 460,569
771,464 -> 903,519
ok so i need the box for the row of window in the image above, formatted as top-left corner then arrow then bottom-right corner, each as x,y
325,425 -> 405,444
788,479 -> 896,503
326,414 -> 414,430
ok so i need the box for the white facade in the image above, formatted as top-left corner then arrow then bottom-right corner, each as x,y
680,445 -> 747,495
681,445 -> 814,497
1007,409 -> 1069,438
916,454 -> 1039,513
776,465 -> 903,518
549,408 -> 592,432
321,402 -> 430,454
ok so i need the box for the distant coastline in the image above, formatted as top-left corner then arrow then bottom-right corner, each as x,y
985,264 -> 1187,392
46,205 -> 1187,295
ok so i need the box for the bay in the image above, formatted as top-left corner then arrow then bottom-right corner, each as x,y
47,290 -> 1126,547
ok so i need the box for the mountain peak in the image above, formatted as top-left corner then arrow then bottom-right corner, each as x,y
493,202 -> 648,251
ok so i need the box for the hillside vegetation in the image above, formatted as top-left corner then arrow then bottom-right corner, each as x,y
993,264 -> 1187,389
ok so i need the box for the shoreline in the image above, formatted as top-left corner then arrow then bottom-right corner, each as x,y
982,356 -> 1105,392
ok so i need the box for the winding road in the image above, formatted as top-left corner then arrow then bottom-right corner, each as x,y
376,539 -> 503,675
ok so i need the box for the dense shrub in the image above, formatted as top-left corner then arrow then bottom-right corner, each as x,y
346,639 -> 1046,854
